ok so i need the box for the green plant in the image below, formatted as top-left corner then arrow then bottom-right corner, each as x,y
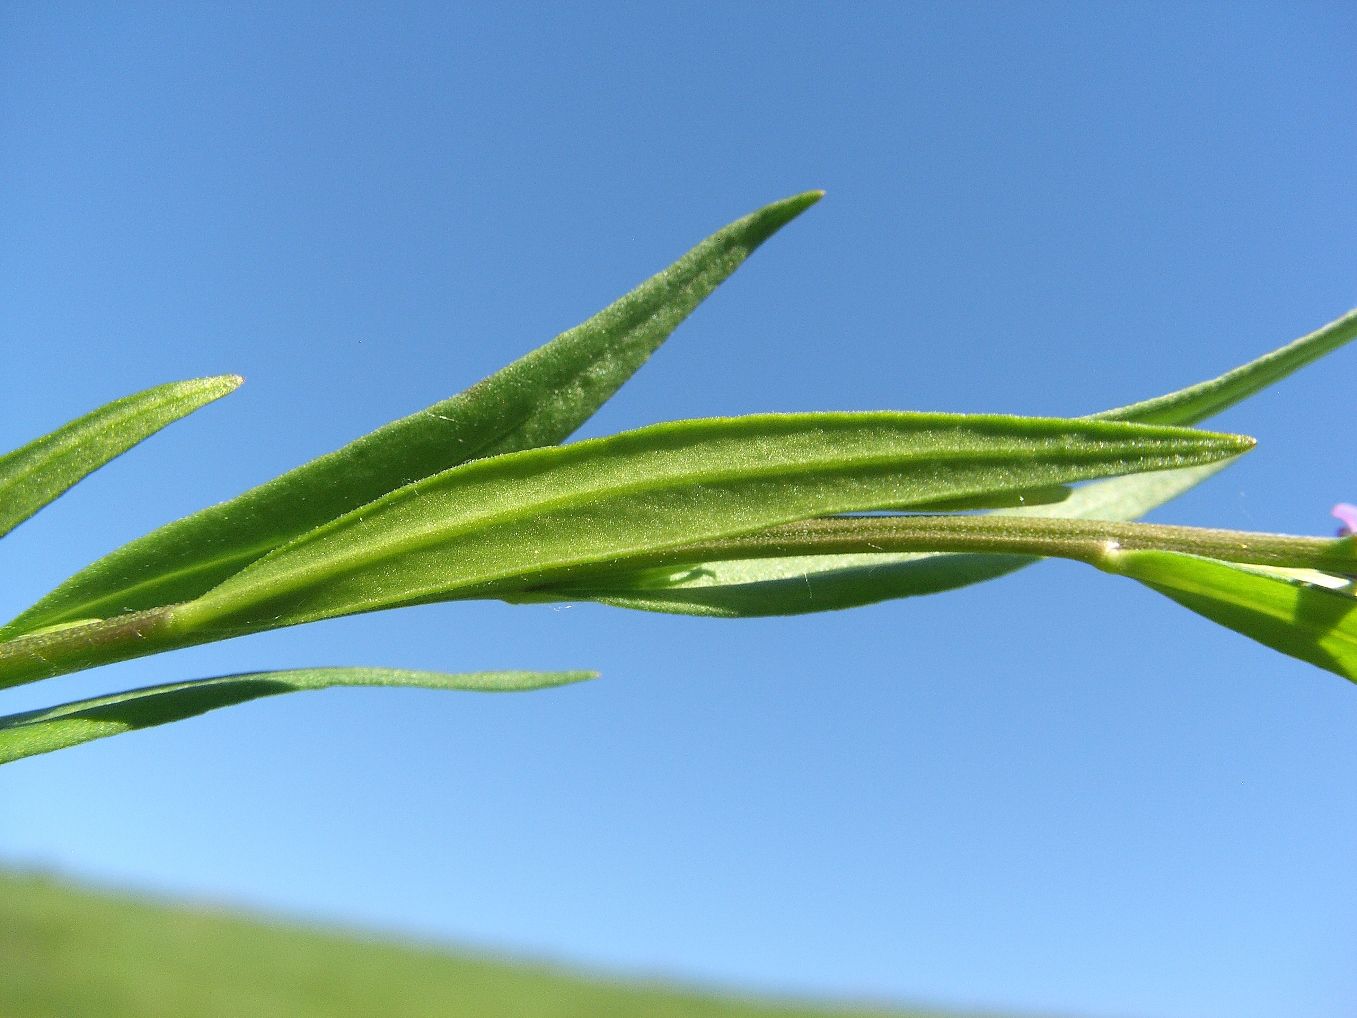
1,191 -> 1353,766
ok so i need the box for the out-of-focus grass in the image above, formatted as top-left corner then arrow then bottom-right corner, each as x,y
0,870 -> 980,1018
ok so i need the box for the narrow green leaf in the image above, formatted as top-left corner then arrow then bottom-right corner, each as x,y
169,412 -> 1250,638
0,667 -> 594,766
555,309 -> 1357,617
1097,549 -> 1357,682
1090,308 -> 1357,426
1,191 -> 822,640
0,376 -> 240,540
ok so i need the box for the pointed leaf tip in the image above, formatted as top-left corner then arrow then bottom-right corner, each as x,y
741,190 -> 824,249
0,375 -> 242,541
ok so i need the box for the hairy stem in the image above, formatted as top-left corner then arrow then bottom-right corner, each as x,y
629,515 -> 1357,576
3,514 -> 1350,693
0,607 -> 194,691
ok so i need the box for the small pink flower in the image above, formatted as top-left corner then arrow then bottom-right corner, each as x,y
1334,503 -> 1357,538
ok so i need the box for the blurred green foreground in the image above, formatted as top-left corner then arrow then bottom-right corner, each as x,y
0,871 -> 996,1018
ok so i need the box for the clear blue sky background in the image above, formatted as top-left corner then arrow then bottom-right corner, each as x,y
2,4 -> 1355,1017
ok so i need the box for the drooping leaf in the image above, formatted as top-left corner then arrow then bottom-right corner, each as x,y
1,191 -> 822,640
164,412 -> 1251,639
549,309 -> 1356,617
0,376 -> 241,540
1097,549 -> 1357,682
0,667 -> 593,766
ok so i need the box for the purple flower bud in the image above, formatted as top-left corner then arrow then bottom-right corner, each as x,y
1334,503 -> 1357,538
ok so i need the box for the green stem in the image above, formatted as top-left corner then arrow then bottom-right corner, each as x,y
2,514 -> 1350,693
0,607 -> 195,692
622,515 -> 1357,575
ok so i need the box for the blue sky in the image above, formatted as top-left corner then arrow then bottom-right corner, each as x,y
2,4 -> 1355,1016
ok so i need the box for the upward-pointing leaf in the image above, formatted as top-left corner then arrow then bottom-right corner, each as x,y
553,309 -> 1356,617
171,412 -> 1251,638
1,191 -> 822,640
1090,308 -> 1357,426
0,376 -> 240,541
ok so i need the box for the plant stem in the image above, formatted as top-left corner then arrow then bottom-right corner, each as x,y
636,515 -> 1356,575
2,515 -> 1350,693
0,607 -> 191,692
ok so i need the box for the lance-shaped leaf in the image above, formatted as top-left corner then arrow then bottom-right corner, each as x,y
165,412 -> 1252,638
1096,549 -> 1357,683
0,667 -> 593,766
0,376 -> 240,540
548,309 -> 1356,617
1,191 -> 822,641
